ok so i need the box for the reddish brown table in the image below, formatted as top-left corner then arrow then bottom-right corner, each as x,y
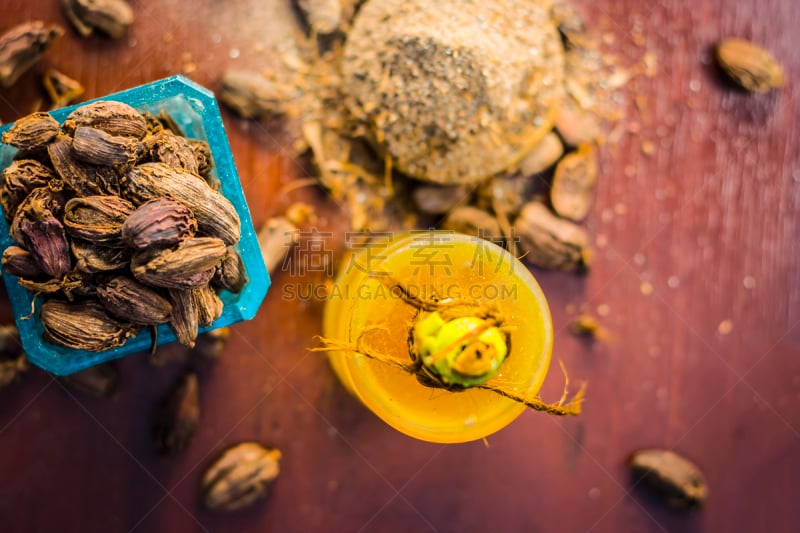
0,1 -> 798,531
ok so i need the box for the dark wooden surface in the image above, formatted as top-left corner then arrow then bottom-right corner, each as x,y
1,1 -> 798,532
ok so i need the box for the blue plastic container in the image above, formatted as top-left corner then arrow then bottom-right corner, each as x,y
0,75 -> 270,375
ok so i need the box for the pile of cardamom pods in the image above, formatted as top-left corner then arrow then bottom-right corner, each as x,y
0,100 -> 245,351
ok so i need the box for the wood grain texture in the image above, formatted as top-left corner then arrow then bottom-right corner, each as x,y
0,0 -> 798,532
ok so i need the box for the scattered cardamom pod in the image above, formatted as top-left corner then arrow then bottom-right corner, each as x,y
41,300 -> 139,351
518,131 -> 564,175
568,314 -> 611,341
202,442 -> 282,512
43,68 -> 85,109
412,184 -> 468,215
0,324 -> 27,390
194,285 -> 223,328
552,1 -> 586,48
213,247 -> 247,293
1,112 -> 59,150
72,126 -> 143,167
60,361 -> 119,398
219,69 -> 295,119
124,163 -> 241,246
0,21 -> 63,87
554,99 -> 601,147
96,276 -> 172,325
0,354 -> 28,389
148,342 -> 190,367
0,159 -> 55,220
2,245 -> 46,279
145,131 -> 199,174
257,216 -> 298,275
475,173 -> 534,217
121,197 -> 197,250
153,372 -> 200,456
71,239 -> 130,272
168,289 -> 199,348
716,38 -> 785,93
294,0 -> 342,35
193,327 -> 229,360
441,206 -> 502,240
514,201 -> 590,271
132,236 -> 227,289
10,187 -> 72,277
63,0 -> 134,39
550,143 -> 597,222
284,202 -> 317,227
63,195 -> 135,246
63,100 -> 147,139
0,324 -> 23,356
629,449 -> 707,509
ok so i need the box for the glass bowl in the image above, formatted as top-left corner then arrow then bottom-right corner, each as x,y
0,75 -> 270,375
